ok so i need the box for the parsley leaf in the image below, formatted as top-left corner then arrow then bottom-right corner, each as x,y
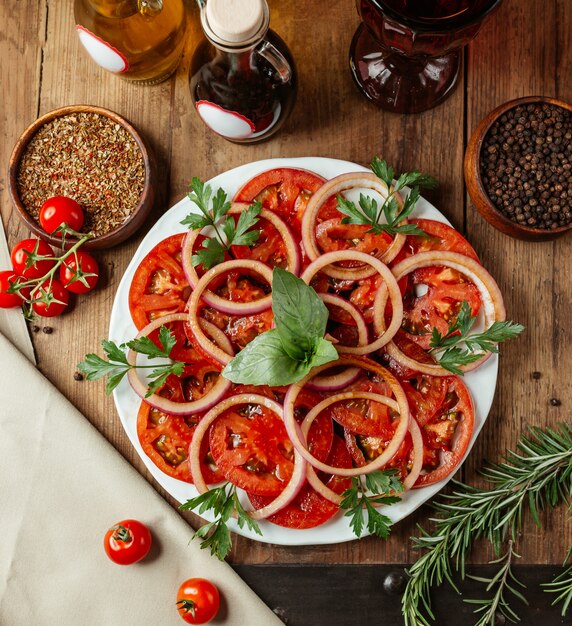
181,178 -> 261,270
222,268 -> 339,386
429,301 -> 525,375
340,470 -> 404,539
180,482 -> 262,560
78,328 -> 185,397
337,157 -> 437,237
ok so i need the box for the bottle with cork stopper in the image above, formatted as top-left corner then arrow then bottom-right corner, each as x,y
190,0 -> 297,143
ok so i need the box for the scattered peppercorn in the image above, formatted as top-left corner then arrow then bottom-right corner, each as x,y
42,326 -> 53,334
550,398 -> 562,406
383,571 -> 406,595
480,102 -> 572,230
531,371 -> 542,379
73,371 -> 84,381
31,324 -> 40,333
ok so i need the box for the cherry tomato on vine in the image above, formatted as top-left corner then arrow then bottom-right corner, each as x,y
103,519 -> 152,565
60,250 -> 99,294
176,578 -> 220,624
0,270 -> 24,308
31,278 -> 70,317
11,239 -> 55,279
39,195 -> 84,234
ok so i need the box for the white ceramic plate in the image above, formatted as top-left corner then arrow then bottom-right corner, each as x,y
110,157 -> 498,546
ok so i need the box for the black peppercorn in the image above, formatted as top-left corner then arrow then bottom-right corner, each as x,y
480,103 -> 572,230
42,326 -> 53,334
550,398 -> 562,406
531,371 -> 541,380
73,372 -> 84,381
383,570 -> 406,595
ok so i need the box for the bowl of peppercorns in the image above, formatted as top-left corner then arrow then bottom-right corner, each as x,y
464,96 -> 572,241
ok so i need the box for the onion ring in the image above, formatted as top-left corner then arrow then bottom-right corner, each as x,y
284,356 -> 409,477
186,259 -> 273,365
378,251 -> 506,376
126,313 -> 232,415
187,393 -> 307,520
300,172 -> 406,280
319,292 -> 369,349
302,250 -> 403,354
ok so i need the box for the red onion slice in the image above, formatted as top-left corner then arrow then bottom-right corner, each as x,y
126,313 -> 231,415
305,366 -> 361,392
302,250 -> 403,354
377,251 -> 506,376
319,292 -> 369,349
300,172 -> 406,280
186,259 -> 274,365
188,393 -> 307,521
284,357 -> 409,477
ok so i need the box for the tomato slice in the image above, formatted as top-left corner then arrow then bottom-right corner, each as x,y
129,234 -> 191,330
315,219 -> 394,261
329,373 -> 395,437
231,216 -> 289,269
344,429 -> 413,481
208,401 -> 294,496
412,376 -> 474,487
233,167 -> 335,231
379,329 -> 438,380
249,435 -> 352,529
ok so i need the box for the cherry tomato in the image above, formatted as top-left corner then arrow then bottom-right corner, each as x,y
31,278 -> 70,317
176,578 -> 220,625
39,195 -> 84,234
103,519 -> 152,565
0,270 -> 25,308
60,250 -> 99,294
11,239 -> 55,279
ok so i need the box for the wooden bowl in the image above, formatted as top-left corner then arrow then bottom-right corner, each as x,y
8,105 -> 156,250
464,96 -> 572,242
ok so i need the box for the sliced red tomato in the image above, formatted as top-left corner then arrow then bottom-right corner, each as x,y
329,373 -> 395,437
208,401 -> 294,496
394,218 -> 480,262
345,429 -> 413,481
249,435 -> 352,529
136,368 -> 224,485
129,234 -> 191,330
379,329 -> 438,380
412,376 -> 474,487
293,388 -> 334,464
315,219 -> 394,261
401,375 -> 447,427
233,167 -> 336,231
231,216 -> 289,269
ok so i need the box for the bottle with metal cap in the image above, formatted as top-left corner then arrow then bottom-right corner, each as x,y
190,0 -> 297,143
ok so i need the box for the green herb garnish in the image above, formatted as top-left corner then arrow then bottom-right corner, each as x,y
78,326 -> 184,396
180,177 -> 261,270
336,156 -> 438,236
428,300 -> 525,375
339,469 -> 404,539
180,482 -> 262,560
222,267 -> 339,386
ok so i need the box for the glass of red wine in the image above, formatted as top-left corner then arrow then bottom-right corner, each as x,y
350,0 -> 503,113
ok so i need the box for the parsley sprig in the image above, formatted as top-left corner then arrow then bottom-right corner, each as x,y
336,156 -> 438,237
428,301 -> 525,375
339,469 -> 404,539
77,326 -> 184,396
180,177 -> 262,270
180,482 -> 262,560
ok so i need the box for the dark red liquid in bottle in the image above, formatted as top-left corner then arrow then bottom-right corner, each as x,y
190,31 -> 297,143
380,0 -> 495,21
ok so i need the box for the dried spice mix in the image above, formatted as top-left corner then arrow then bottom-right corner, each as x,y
17,112 -> 145,238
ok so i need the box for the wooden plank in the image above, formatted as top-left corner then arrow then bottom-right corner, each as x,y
465,0 -> 572,566
234,564 -> 570,626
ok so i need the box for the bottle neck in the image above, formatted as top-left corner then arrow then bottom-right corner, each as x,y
87,0 -> 163,19
200,1 -> 270,53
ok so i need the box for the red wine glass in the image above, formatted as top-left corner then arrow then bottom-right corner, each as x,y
350,0 -> 503,114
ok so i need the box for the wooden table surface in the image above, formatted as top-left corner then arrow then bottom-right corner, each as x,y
1,0 -> 570,579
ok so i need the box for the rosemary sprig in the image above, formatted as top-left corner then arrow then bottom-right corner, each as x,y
180,482 -> 262,560
77,326 -> 185,396
465,540 -> 527,626
428,300 -> 525,375
336,156 -> 438,236
402,423 -> 572,626
180,177 -> 262,270
339,469 -> 404,539
543,545 -> 572,616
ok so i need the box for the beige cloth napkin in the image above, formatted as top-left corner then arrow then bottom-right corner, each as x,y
0,331 -> 283,625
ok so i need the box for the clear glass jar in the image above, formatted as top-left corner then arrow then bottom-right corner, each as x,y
190,0 -> 297,143
74,0 -> 187,85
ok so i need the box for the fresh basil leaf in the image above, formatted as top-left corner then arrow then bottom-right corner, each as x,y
222,329 -> 309,386
272,267 -> 329,358
308,336 -> 339,368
